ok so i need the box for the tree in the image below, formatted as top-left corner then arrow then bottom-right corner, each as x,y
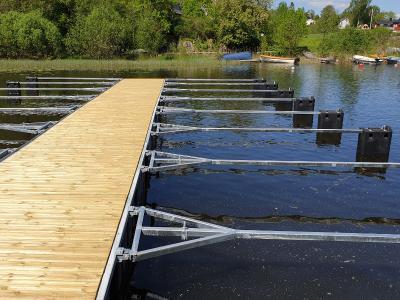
134,0 -> 174,53
0,11 -> 61,58
343,0 -> 372,27
306,9 -> 316,19
272,2 -> 307,55
374,10 -> 396,23
317,5 -> 340,35
174,0 -> 215,42
213,0 -> 270,51
65,5 -> 132,58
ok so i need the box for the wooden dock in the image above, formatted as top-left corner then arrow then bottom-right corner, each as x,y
0,79 -> 164,298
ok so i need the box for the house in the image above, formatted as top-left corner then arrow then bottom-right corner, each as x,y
376,18 -> 400,32
306,19 -> 315,26
359,24 -> 370,30
339,18 -> 350,29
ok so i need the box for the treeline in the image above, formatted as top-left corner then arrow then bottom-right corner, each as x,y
319,28 -> 392,57
305,0 -> 396,57
0,0 -> 309,58
0,0 -> 395,59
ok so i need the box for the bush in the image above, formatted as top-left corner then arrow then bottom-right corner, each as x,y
272,3 -> 307,55
368,27 -> 392,54
135,3 -> 171,54
318,27 -> 393,57
65,5 -> 133,58
0,11 -> 20,58
0,11 -> 61,58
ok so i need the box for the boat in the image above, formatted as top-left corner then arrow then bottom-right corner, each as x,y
303,52 -> 317,59
320,57 -> 336,64
222,51 -> 252,61
352,55 -> 381,65
260,55 -> 300,64
386,57 -> 400,65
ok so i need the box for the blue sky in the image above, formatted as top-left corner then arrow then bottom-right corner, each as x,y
275,0 -> 399,15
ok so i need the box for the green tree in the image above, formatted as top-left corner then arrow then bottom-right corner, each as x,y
0,11 -> 20,57
174,0 -> 214,41
272,2 -> 307,55
317,5 -> 340,35
0,10 -> 62,58
369,27 -> 392,54
12,11 -> 62,58
344,0 -> 372,27
318,27 -> 391,57
65,5 -> 132,58
134,0 -> 174,53
213,0 -> 270,51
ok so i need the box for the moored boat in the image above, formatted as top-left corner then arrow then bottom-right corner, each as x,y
260,55 -> 300,64
386,57 -> 400,65
320,57 -> 336,64
352,55 -> 381,65
222,51 -> 252,61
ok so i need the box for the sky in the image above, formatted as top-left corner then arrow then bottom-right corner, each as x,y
275,0 -> 400,16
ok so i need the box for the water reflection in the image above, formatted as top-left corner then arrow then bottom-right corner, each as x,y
1,63 -> 400,299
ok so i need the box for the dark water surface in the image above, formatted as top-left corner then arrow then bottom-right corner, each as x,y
1,63 -> 400,299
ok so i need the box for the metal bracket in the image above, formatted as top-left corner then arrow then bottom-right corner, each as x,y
157,107 -> 319,115
151,123 -> 362,136
144,151 -> 400,173
0,121 -> 56,135
119,206 -> 400,263
116,247 -> 131,262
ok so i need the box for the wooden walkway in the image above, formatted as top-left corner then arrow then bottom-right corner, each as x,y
0,79 -> 164,298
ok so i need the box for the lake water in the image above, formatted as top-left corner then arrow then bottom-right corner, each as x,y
1,63 -> 400,299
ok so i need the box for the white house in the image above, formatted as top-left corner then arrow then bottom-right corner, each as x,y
339,18 -> 350,29
306,19 -> 315,26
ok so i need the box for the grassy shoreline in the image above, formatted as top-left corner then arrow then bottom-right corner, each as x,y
0,54 -> 362,73
0,55 -> 239,72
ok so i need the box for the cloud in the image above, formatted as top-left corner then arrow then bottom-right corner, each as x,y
301,0 -> 349,11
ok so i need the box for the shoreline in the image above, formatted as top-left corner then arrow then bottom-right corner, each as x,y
0,54 -> 389,73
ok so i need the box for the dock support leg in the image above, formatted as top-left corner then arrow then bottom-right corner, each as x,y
26,76 -> 39,96
6,81 -> 21,105
292,97 -> 315,128
316,109 -> 344,145
254,82 -> 278,90
356,126 -> 392,163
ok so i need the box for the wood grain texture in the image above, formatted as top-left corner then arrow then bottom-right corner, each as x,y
0,79 -> 163,299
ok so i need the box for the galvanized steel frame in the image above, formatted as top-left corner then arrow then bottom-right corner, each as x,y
117,206 -> 400,263
97,78 -> 400,299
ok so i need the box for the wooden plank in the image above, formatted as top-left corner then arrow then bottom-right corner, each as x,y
0,79 -> 163,299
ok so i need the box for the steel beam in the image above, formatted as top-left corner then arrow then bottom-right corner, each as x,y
1,87 -> 106,92
166,78 -> 266,83
34,77 -> 121,81
157,108 -> 319,115
0,95 -> 94,101
162,88 -> 289,93
0,106 -> 78,115
121,207 -> 400,263
17,82 -> 115,86
0,121 -> 55,134
164,82 -> 274,87
160,96 -> 296,102
153,123 -> 362,135
143,151 -> 400,172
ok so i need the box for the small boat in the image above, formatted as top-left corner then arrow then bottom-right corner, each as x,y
303,52 -> 317,59
260,55 -> 300,64
320,57 -> 336,64
386,57 -> 400,65
352,55 -> 381,65
222,51 -> 252,61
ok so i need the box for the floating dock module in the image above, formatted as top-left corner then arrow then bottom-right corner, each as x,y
0,79 -> 164,298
